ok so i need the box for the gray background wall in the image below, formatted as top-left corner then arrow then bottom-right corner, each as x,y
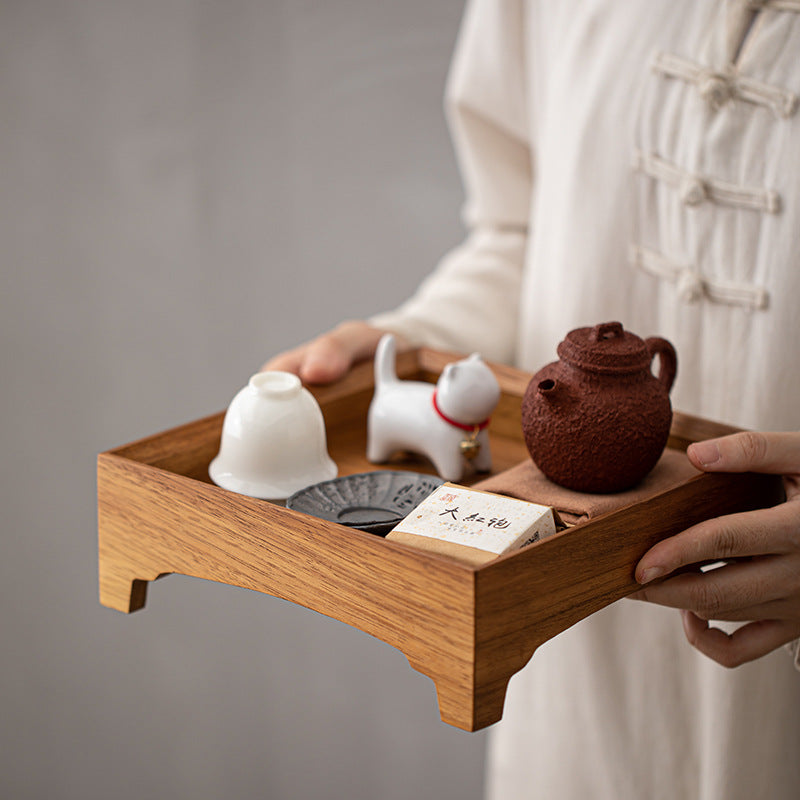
0,2 -> 488,798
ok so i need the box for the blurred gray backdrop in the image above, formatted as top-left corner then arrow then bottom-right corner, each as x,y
0,1 -> 487,798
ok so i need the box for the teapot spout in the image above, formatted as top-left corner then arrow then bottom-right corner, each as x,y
537,378 -> 560,399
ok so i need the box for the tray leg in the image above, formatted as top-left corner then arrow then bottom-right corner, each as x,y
99,569 -> 149,613
98,538 -> 166,614
407,650 -> 535,732
97,459 -> 173,613
406,656 -> 474,730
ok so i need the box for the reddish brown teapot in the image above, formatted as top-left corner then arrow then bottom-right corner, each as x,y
521,321 -> 677,493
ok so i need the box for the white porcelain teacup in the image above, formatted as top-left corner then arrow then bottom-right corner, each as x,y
209,371 -> 337,501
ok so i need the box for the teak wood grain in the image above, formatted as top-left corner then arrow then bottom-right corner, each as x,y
97,349 -> 784,731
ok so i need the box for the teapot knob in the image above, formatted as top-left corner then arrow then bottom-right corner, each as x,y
590,321 -> 625,342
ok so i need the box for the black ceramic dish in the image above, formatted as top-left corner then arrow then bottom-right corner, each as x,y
286,470 -> 444,535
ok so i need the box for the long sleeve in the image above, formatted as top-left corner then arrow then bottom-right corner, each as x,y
370,0 -> 531,366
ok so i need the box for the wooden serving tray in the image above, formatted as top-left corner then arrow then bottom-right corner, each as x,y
97,348 -> 783,731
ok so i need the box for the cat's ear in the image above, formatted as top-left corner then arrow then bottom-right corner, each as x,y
442,364 -> 458,380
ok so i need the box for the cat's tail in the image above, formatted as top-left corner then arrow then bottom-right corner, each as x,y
373,333 -> 398,392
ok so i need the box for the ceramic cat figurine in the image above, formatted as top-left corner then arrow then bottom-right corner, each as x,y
367,334 -> 500,481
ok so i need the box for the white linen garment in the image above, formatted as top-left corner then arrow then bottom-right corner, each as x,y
371,1 -> 800,798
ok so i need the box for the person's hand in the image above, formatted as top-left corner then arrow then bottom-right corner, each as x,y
261,320 -> 408,385
632,431 -> 800,667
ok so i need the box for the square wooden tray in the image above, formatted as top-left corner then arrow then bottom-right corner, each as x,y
97,348 -> 783,731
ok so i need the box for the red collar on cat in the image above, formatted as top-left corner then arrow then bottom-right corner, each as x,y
432,392 -> 491,432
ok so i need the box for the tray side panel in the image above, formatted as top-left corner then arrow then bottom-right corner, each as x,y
108,412 -> 224,482
667,411 -> 742,453
472,470 -> 784,717
98,452 -> 488,730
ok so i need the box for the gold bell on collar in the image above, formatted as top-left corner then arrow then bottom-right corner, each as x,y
459,427 -> 482,460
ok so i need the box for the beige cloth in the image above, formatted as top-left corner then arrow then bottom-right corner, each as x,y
371,1 -> 800,798
474,448 -> 701,525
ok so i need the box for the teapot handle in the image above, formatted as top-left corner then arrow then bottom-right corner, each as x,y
645,337 -> 677,393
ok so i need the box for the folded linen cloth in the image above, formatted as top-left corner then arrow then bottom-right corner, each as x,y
473,448 -> 701,525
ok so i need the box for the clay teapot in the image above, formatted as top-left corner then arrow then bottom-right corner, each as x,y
521,321 -> 677,493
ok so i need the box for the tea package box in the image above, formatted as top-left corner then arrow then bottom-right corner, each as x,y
387,483 -> 559,566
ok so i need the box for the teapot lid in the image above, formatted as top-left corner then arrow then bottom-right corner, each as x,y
557,321 -> 650,373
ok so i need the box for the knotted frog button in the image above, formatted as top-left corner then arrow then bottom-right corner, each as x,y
699,72 -> 732,110
677,269 -> 704,303
778,93 -> 799,119
680,176 -> 707,206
